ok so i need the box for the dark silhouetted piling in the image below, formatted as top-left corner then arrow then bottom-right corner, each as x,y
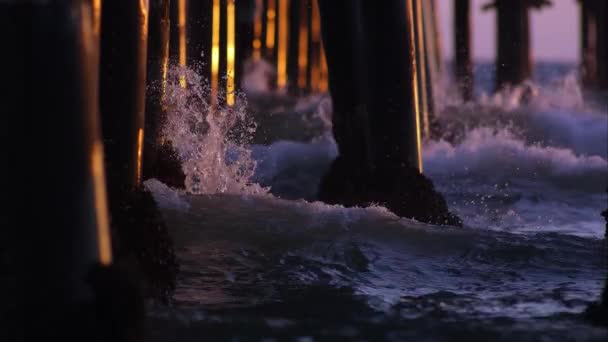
580,0 -> 599,87
219,0 -> 229,103
596,0 -> 608,90
577,0 -> 608,91
287,0 -> 302,94
494,0 -> 532,89
6,1 -> 145,340
170,0 -> 213,81
145,0 -> 186,188
26,0 -> 112,313
317,0 -> 461,226
454,0 -> 473,101
236,0 -> 256,88
298,0 -> 311,92
100,0 -> 177,301
100,0 -> 149,191
486,0 -> 552,90
316,0 -> 372,188
360,0 -> 422,172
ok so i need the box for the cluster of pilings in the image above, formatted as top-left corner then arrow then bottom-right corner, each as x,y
6,2 -> 455,339
453,0 -> 551,98
453,0 -> 608,101
5,0 -> 608,339
4,1 -> 339,340
451,0 -> 607,321
6,1 -> 183,340
168,0 -> 329,96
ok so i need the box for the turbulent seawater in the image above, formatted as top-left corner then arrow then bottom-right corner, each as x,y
146,62 -> 607,341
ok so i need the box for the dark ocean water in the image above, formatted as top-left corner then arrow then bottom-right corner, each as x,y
146,61 -> 607,341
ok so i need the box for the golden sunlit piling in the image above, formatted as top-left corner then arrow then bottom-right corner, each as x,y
429,0 -> 443,73
253,0 -> 263,60
141,0 -> 150,30
297,0 -> 309,90
92,141 -> 112,265
93,0 -> 101,35
277,0 -> 289,89
136,127 -> 144,184
178,0 -> 186,87
319,45 -> 328,92
227,0 -> 236,106
266,0 -> 276,52
211,0 -> 221,103
89,0 -> 112,266
137,0 -> 149,182
414,0 -> 430,138
310,0 -> 321,91
406,0 -> 423,173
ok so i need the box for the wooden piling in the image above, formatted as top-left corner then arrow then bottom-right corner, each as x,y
429,0 -> 444,74
309,0 -> 322,92
361,0 -> 422,171
8,0 -> 120,339
170,0 -> 213,82
298,0 -> 311,92
100,0 -> 150,191
317,0 -> 460,226
219,0 -> 228,103
596,0 -> 608,90
100,0 -> 177,302
422,0 -> 440,121
287,0 -> 302,94
495,0 -> 532,89
316,0 -> 374,201
454,0 -> 473,101
580,0 -> 598,88
276,0 -> 290,90
413,0 -> 431,139
253,0 -> 264,60
264,0 -> 278,64
236,0 -> 256,90
144,0 -> 186,188
145,0 -> 171,147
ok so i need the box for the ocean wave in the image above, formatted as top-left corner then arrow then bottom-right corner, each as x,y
146,179 -> 605,319
424,127 -> 607,193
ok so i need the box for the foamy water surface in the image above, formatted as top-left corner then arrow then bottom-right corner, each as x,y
146,62 -> 607,340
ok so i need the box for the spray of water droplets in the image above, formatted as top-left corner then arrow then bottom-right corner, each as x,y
162,66 -> 268,195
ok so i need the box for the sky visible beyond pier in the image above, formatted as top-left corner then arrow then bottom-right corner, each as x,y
438,0 -> 579,62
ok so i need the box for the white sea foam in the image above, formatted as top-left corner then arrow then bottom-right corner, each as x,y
424,127 -> 607,193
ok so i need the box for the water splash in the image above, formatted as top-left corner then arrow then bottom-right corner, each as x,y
240,58 -> 276,95
163,66 -> 268,195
